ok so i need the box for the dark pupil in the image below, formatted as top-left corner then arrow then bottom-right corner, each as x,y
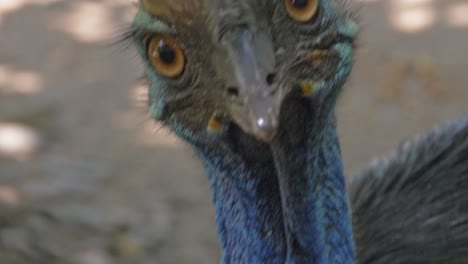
158,41 -> 176,64
291,0 -> 308,8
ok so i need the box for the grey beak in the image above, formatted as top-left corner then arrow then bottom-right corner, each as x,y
217,28 -> 283,142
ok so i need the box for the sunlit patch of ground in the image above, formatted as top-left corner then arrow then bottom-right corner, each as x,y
356,0 -> 468,32
0,0 -> 60,26
49,0 -> 137,43
0,122 -> 41,161
445,2 -> 468,28
390,0 -> 435,33
52,2 -> 114,43
0,65 -> 44,95
0,185 -> 24,206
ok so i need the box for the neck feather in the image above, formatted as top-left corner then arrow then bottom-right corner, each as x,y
193,137 -> 287,263
271,108 -> 355,263
189,103 -> 354,263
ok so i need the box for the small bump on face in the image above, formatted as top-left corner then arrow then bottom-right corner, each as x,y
300,81 -> 317,97
307,50 -> 328,61
207,116 -> 223,133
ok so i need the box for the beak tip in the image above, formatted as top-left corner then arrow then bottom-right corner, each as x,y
252,118 -> 278,142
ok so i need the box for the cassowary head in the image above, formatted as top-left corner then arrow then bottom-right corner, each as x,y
132,0 -> 358,143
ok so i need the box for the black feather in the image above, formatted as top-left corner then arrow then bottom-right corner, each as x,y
349,117 -> 468,264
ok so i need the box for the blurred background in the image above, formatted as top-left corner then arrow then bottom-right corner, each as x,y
0,0 -> 467,263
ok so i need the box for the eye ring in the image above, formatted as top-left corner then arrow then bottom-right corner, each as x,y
284,0 -> 319,23
147,35 -> 185,78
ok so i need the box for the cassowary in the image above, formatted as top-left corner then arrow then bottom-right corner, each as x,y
128,0 -> 468,263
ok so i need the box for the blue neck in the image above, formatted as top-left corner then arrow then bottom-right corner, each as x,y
189,107 -> 354,263
271,111 -> 355,263
193,138 -> 287,263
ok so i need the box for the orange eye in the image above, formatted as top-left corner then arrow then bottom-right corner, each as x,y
148,35 -> 185,78
284,0 -> 319,23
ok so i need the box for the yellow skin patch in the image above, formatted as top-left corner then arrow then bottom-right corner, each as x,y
307,50 -> 328,61
300,81 -> 317,97
207,116 -> 223,133
301,50 -> 325,96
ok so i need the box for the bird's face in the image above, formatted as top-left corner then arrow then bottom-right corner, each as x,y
132,0 -> 358,143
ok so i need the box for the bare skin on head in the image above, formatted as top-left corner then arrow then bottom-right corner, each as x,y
134,0 -> 358,143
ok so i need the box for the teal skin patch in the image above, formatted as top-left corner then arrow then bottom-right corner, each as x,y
133,7 -> 172,33
338,19 -> 359,39
334,42 -> 353,81
149,98 -> 166,120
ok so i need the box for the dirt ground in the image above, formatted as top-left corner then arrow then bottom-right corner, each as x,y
0,0 -> 467,263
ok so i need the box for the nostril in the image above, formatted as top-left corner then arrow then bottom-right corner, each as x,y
227,86 -> 240,97
266,73 -> 276,85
